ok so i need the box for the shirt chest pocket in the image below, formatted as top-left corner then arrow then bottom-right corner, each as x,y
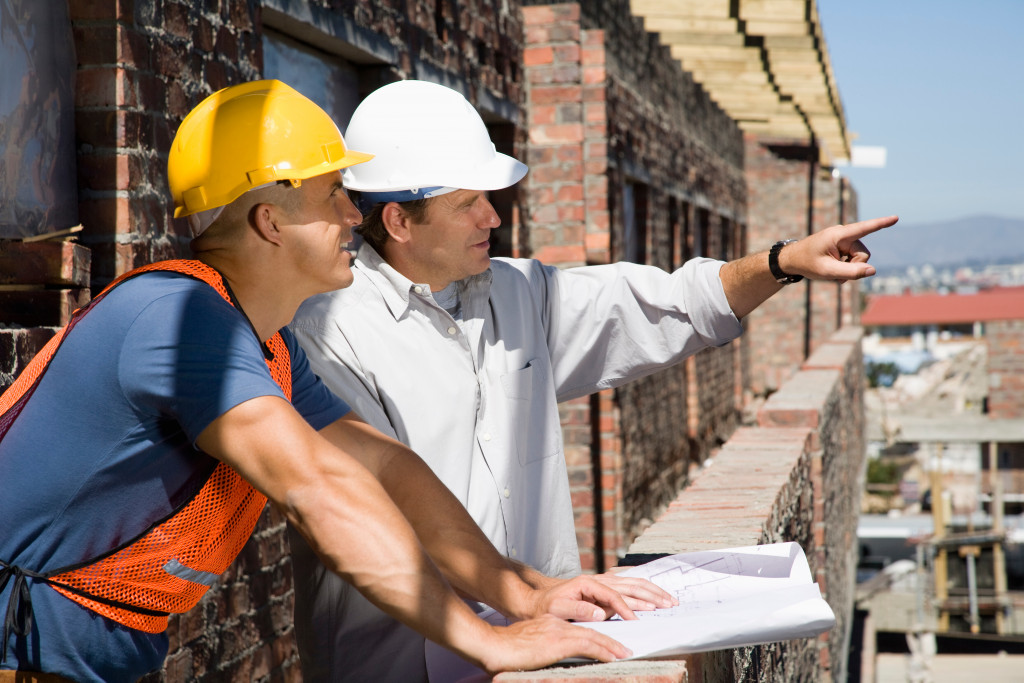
500,360 -> 561,465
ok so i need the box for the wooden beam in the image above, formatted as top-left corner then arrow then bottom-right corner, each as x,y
739,0 -> 808,20
657,31 -> 746,46
630,0 -> 731,17
640,17 -> 739,33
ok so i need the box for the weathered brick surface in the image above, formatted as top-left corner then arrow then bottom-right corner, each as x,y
0,328 -> 59,391
522,1 -> 745,571
0,241 -> 91,287
743,134 -> 859,396
69,0 -> 262,284
987,319 -> 1024,419
0,289 -> 92,328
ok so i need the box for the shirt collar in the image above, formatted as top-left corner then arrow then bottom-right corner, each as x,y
354,243 -> 493,320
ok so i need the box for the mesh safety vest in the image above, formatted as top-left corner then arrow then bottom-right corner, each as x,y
0,260 -> 290,654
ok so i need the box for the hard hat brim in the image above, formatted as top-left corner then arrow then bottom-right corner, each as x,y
343,150 -> 527,194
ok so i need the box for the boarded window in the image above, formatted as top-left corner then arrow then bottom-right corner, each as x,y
0,0 -> 78,238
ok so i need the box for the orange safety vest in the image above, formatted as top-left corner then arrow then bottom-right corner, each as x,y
0,260 -> 290,641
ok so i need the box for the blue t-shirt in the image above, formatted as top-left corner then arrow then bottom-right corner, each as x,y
0,271 -> 349,681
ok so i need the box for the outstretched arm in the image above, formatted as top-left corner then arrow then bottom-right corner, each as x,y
720,215 -> 898,319
197,398 -> 632,673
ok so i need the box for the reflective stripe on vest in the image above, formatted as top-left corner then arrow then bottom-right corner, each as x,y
0,260 -> 290,635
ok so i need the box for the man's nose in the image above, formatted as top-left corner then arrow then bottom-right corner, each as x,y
480,199 -> 500,229
340,194 -> 363,226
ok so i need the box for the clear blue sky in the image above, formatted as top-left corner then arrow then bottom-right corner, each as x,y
816,0 -> 1024,226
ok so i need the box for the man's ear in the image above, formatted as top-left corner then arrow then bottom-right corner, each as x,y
381,202 -> 413,244
251,203 -> 285,246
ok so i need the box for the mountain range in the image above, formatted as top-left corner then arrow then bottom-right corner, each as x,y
859,214 -> 1024,272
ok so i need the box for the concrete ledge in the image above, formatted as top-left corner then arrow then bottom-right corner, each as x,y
628,427 -> 810,555
495,660 -> 688,682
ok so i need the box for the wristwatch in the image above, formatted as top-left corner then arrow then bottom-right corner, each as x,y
769,239 -> 804,284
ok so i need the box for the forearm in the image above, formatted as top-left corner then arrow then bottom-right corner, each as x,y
509,558 -> 560,590
322,417 -> 540,619
719,215 -> 897,319
197,397 -> 500,665
284,465 -> 509,662
198,398 -> 633,672
719,249 -> 784,319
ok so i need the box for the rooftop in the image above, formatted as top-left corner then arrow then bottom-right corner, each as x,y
861,287 -> 1024,326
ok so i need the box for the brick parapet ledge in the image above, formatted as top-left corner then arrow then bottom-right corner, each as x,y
498,327 -> 864,682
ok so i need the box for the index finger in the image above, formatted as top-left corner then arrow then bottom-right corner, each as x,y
581,580 -> 638,621
833,215 -> 898,242
596,575 -> 677,607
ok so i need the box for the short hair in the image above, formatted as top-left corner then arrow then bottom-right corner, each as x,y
355,196 -> 431,252
191,181 -> 299,249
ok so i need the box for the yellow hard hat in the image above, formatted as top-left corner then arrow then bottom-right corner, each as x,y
168,79 -> 373,220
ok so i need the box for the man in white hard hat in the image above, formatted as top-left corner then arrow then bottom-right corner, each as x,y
0,80 -> 675,682
289,79 -> 898,681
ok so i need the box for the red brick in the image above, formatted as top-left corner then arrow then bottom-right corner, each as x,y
68,0 -> 133,22
553,44 -> 580,64
530,104 -> 558,126
583,65 -> 606,84
532,245 -> 585,265
556,185 -> 583,202
529,84 -> 583,105
521,5 -> 580,26
523,45 -> 554,66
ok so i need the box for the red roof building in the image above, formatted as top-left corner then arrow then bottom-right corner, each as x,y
861,287 -> 1024,327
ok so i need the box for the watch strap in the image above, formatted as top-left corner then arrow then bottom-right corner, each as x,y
769,239 -> 804,284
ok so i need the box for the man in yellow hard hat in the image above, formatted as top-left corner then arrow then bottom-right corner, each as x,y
289,79 -> 899,681
0,80 -> 669,682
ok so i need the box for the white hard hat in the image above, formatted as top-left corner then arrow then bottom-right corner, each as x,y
342,80 -> 527,202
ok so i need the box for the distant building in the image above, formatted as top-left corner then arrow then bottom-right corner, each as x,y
862,288 -> 1024,392
862,286 -> 1024,341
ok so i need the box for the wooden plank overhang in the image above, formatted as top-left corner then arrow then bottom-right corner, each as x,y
630,0 -> 851,165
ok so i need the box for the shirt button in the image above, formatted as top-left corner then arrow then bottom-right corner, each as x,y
447,326 -> 457,335
510,548 -> 517,558
482,432 -> 491,441
413,285 -> 423,294
503,488 -> 510,498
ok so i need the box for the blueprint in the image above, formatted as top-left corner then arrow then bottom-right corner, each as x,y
425,542 -> 835,681
573,541 -> 835,658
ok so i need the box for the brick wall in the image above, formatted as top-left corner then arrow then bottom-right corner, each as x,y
759,325 -> 867,682
743,134 -> 859,397
521,2 -> 746,571
497,326 -> 867,683
988,319 -> 1024,419
70,0 -> 263,284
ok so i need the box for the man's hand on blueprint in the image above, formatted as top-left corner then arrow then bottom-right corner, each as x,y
515,573 -> 677,622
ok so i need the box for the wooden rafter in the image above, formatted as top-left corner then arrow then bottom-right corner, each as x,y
631,0 -> 851,163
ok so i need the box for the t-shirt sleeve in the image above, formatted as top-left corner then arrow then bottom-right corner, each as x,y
280,327 -> 350,430
118,286 -> 290,444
